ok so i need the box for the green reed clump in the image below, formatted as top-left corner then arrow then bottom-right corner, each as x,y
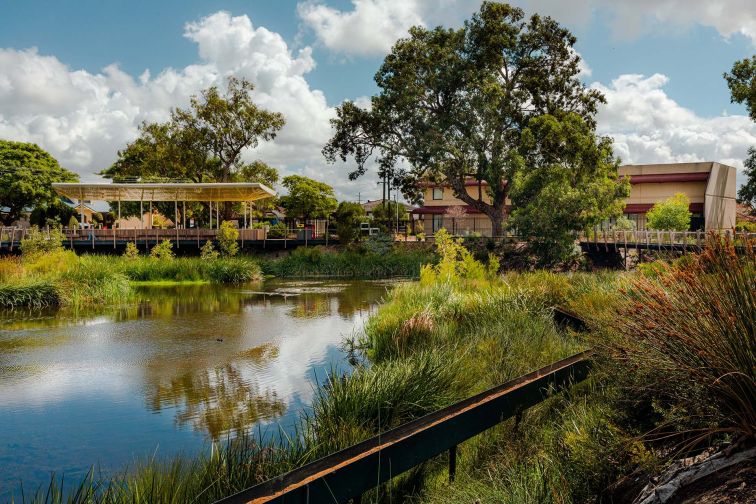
0,280 -> 60,309
594,234 -> 756,444
307,351 -> 468,454
15,433 -> 310,504
119,256 -> 261,284
206,258 -> 261,283
260,246 -> 434,278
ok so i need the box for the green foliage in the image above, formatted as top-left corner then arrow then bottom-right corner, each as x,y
370,201 -> 408,232
200,240 -> 219,260
725,57 -> 756,208
266,222 -> 288,238
612,215 -> 636,231
101,77 -> 284,198
278,175 -> 338,219
150,240 -> 175,260
0,140 -> 78,225
217,221 -> 239,257
646,192 -> 692,231
68,215 -> 79,229
419,228 -> 498,284
596,236 -> 756,442
361,232 -> 393,255
123,242 -> 139,259
737,146 -> 756,209
0,280 -> 60,309
509,113 -> 630,264
724,55 -> 756,121
736,219 -> 756,232
333,201 -> 365,245
20,226 -> 65,256
259,247 -> 434,278
324,2 -> 610,236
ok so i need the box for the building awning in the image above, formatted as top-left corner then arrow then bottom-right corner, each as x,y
52,182 -> 276,202
628,173 -> 709,184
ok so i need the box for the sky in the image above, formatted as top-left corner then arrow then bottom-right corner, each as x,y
1,0 -> 755,201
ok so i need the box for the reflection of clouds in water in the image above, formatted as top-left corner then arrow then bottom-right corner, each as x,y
0,280 -> 386,440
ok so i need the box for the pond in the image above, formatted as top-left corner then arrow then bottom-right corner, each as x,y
0,279 -> 391,498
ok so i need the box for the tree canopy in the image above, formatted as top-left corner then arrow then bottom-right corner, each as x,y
103,77 -> 284,184
646,193 -> 692,231
0,140 -> 78,226
278,175 -> 338,220
324,1 -> 627,248
725,56 -> 756,210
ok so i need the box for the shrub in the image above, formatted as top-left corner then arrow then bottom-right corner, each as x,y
218,221 -> 239,257
207,259 -> 261,283
267,222 -> 288,238
612,216 -> 636,231
646,193 -> 692,231
200,240 -> 219,260
123,242 -> 139,259
361,232 -> 393,255
67,215 -> 79,229
596,235 -> 755,443
333,201 -> 365,246
150,240 -> 175,260
20,226 -> 64,255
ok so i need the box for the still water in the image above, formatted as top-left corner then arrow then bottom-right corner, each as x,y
0,280 -> 390,497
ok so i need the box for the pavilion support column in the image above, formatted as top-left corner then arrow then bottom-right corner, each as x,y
175,198 -> 179,248
216,202 -> 219,229
117,200 -> 121,227
182,201 -> 186,229
79,198 -> 84,231
140,200 -> 144,229
149,201 -> 153,229
243,202 -> 247,229
209,201 -> 212,229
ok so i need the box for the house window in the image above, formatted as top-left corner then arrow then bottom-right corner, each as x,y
432,214 -> 444,232
432,187 -> 444,200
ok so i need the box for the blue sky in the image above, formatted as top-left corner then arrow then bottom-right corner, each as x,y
0,0 -> 755,199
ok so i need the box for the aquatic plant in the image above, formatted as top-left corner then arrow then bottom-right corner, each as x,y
0,280 -> 60,309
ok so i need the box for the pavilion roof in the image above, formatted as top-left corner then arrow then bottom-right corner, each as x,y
51,182 -> 276,202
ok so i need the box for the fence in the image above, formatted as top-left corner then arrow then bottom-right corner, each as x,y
216,351 -> 592,504
580,228 -> 756,251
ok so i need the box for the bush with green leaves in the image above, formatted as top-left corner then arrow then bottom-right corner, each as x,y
200,240 -> 219,260
646,193 -> 692,231
217,221 -> 239,257
361,232 -> 393,255
20,226 -> 65,256
150,240 -> 175,260
67,215 -> 79,229
612,215 -> 636,231
266,222 -> 288,238
333,201 -> 365,246
123,242 -> 139,259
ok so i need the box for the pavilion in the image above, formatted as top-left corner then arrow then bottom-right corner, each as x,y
52,182 -> 276,229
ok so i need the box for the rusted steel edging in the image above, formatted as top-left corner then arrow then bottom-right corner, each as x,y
216,351 -> 593,504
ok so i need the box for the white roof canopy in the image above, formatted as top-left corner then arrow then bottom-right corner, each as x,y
52,182 -> 276,202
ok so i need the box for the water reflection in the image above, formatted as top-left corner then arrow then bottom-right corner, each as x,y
0,280 -> 392,495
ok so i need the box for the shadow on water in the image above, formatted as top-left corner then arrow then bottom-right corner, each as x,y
0,279 -> 396,496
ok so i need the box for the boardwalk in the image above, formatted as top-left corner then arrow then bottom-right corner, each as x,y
0,226 -> 332,252
579,229 -> 755,253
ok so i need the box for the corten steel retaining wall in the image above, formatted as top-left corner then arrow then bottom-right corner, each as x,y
216,351 -> 593,504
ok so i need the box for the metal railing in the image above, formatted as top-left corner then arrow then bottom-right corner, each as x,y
580,229 -> 756,251
216,351 -> 592,504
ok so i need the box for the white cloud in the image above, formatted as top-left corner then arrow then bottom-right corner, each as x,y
297,0 -> 756,59
297,0 -> 427,57
0,11 -> 378,201
517,1 -> 756,44
592,73 -> 756,186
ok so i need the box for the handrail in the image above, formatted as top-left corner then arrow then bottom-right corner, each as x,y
216,351 -> 593,504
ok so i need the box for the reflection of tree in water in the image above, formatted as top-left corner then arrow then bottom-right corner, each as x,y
146,345 -> 285,440
289,295 -> 332,318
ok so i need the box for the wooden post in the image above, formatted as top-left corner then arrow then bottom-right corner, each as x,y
448,445 -> 458,483
623,230 -> 628,270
